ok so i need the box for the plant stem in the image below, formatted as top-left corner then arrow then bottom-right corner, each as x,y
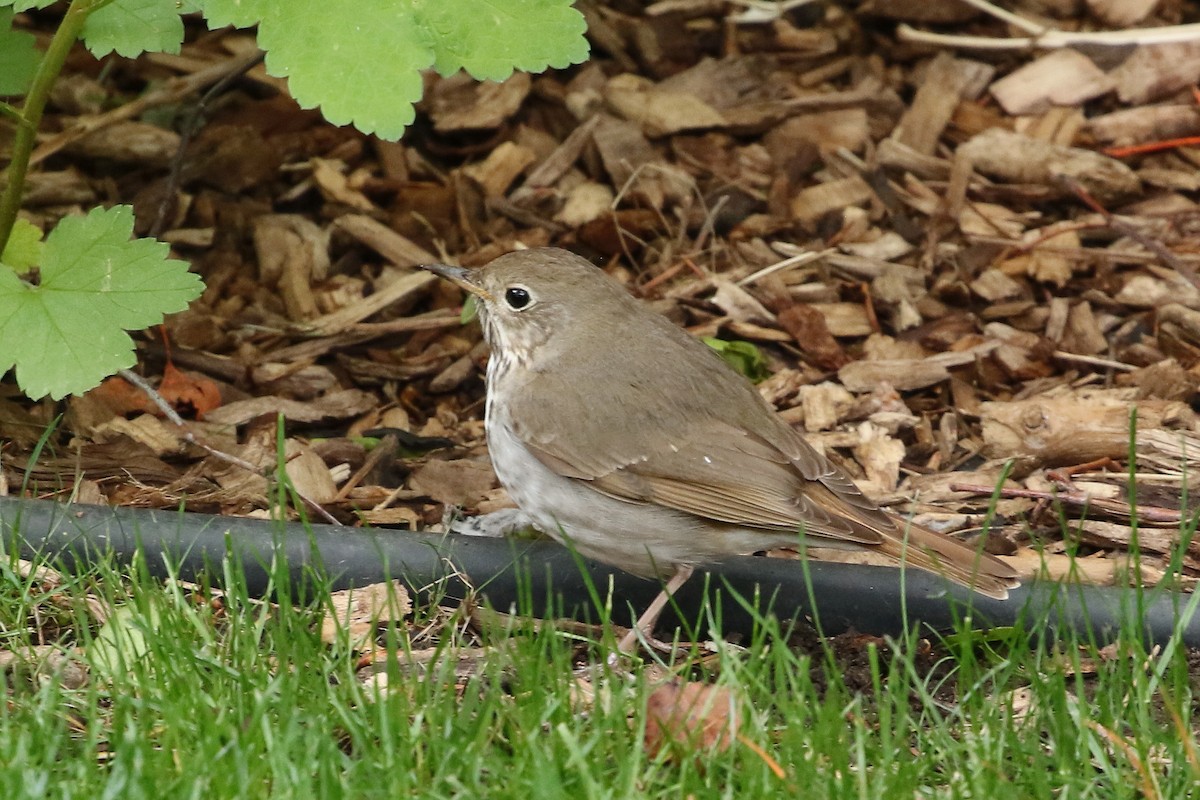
0,0 -> 97,256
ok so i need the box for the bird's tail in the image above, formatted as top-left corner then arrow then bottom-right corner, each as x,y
877,520 -> 1020,600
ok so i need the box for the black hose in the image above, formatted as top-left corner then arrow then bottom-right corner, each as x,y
1,497 -> 1196,647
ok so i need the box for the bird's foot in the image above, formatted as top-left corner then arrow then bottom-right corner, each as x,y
445,507 -> 536,538
615,564 -> 696,656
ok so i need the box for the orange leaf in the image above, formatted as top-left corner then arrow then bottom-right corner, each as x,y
90,377 -> 159,416
157,363 -> 222,419
644,681 -> 739,761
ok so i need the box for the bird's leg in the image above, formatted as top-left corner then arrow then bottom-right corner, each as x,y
617,564 -> 695,654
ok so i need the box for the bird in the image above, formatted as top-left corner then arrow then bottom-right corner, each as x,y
423,248 -> 1018,650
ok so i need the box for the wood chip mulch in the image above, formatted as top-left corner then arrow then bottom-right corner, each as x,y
6,1 -> 1200,591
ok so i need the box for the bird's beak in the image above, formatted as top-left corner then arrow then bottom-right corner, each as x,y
422,263 -> 493,302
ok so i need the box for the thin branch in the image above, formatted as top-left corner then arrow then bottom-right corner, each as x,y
956,0 -> 1047,35
897,21 -> 1200,51
737,249 -> 831,287
1052,351 -> 1136,373
949,482 -> 1182,525
1105,136 -> 1200,158
1058,177 -> 1200,292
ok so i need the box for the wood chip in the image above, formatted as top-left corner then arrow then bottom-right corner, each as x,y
461,142 -> 537,197
512,114 -> 601,198
91,414 -> 186,457
893,53 -> 993,155
853,421 -> 905,492
284,441 -> 338,504
980,388 -> 1198,466
1086,0 -> 1158,27
64,120 -> 180,167
333,214 -> 437,266
839,231 -> 913,262
1110,42 -> 1200,105
769,109 -> 870,154
604,73 -> 726,137
1075,520 -> 1200,569
790,175 -> 872,223
592,115 -> 694,209
799,382 -> 854,431
1062,301 -> 1108,356
430,72 -> 532,131
970,268 -> 1024,302
775,305 -> 849,369
205,389 -> 377,426
711,279 -> 774,324
311,158 -> 374,211
989,50 -> 1113,116
958,202 -> 1027,238
957,128 -> 1140,203
1001,548 -> 1131,587
807,302 -> 872,337
1088,105 -> 1200,145
253,214 -> 331,321
839,360 -> 948,393
554,181 -> 614,226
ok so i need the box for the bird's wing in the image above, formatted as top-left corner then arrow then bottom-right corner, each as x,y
513,399 -> 889,545
502,334 -> 900,545
502,340 -> 1018,598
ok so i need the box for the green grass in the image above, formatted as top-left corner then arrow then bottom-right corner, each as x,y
0,543 -> 1197,800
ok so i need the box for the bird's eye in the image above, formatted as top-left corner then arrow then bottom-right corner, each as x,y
505,286 -> 532,310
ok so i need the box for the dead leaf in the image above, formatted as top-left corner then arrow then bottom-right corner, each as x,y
778,304 -> 849,370
284,441 -> 338,503
644,681 -> 739,760
157,362 -> 222,419
409,459 -> 498,507
321,581 -> 412,649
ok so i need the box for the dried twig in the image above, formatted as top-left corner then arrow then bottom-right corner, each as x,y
1052,351 -> 1136,373
737,248 -> 831,287
1105,136 -> 1200,159
949,482 -> 1182,525
899,5 -> 1200,52
1058,177 -> 1200,292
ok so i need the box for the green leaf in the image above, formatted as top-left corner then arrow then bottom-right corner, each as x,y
0,205 -> 204,400
1,2 -> 59,11
0,218 -> 43,274
416,0 -> 588,80
193,0 -> 265,28
191,0 -> 589,139
0,9 -> 39,96
255,0 -> 431,140
702,337 -> 771,383
81,0 -> 185,59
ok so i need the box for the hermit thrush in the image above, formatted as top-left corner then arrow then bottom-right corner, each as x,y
424,248 -> 1018,645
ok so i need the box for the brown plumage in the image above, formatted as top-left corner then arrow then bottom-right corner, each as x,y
426,248 -> 1019,602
